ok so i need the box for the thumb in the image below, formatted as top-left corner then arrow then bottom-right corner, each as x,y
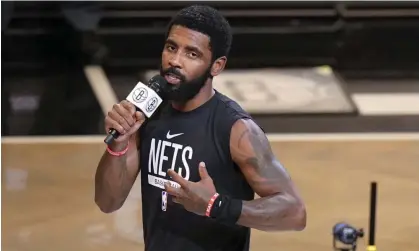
127,112 -> 144,135
135,111 -> 146,123
198,162 -> 210,180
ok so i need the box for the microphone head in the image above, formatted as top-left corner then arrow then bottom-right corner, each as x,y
333,222 -> 363,245
148,74 -> 169,97
125,75 -> 167,119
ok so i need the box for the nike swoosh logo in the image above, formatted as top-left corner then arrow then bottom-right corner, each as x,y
166,131 -> 184,139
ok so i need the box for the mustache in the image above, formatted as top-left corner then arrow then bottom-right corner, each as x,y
161,67 -> 186,82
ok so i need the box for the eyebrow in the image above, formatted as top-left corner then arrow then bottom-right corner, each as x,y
166,38 -> 204,56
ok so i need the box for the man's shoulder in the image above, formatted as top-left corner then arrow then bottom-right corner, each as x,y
214,90 -> 250,118
214,90 -> 265,134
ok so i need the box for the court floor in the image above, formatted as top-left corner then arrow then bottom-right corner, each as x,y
2,137 -> 419,251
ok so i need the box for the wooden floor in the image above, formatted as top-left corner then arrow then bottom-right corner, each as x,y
2,138 -> 419,251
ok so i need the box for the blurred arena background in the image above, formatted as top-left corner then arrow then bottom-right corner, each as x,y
1,1 -> 419,251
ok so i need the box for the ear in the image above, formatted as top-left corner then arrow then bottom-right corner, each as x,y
210,56 -> 227,77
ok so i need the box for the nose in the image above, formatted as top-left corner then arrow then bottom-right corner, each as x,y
168,52 -> 182,69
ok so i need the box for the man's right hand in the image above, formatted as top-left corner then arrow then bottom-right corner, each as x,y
105,100 -> 145,145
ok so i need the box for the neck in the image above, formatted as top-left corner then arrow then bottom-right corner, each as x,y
170,81 -> 215,112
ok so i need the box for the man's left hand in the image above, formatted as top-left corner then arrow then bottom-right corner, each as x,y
164,162 -> 216,216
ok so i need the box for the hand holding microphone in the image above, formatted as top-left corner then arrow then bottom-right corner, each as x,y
104,101 -> 145,144
104,75 -> 168,145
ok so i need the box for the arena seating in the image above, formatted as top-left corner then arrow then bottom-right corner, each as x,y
2,1 -> 419,74
2,1 -> 419,135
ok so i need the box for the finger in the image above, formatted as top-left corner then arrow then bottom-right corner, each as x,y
114,104 -> 135,127
120,100 -> 136,115
172,196 -> 182,204
127,112 -> 145,135
105,116 -> 125,135
109,108 -> 131,132
126,119 -> 143,135
167,169 -> 190,190
135,111 -> 146,123
198,162 -> 211,180
164,181 -> 181,197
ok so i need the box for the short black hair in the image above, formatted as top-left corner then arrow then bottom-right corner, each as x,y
165,5 -> 232,60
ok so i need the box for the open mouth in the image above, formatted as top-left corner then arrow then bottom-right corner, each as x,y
165,73 -> 182,85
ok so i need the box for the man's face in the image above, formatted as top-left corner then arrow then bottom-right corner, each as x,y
160,25 -> 214,103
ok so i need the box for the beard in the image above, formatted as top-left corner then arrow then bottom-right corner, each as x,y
160,65 -> 212,103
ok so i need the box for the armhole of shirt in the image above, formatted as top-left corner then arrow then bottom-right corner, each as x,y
216,95 -> 266,171
217,100 -> 253,169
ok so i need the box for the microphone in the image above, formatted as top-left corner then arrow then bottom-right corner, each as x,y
332,222 -> 364,251
104,75 -> 168,145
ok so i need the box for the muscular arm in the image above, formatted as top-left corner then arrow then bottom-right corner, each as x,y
94,134 -> 140,213
230,119 -> 306,232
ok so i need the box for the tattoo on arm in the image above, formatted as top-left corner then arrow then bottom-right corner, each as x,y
234,120 -> 291,194
230,119 -> 306,231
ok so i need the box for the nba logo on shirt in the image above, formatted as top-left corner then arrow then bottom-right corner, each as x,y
161,191 -> 167,211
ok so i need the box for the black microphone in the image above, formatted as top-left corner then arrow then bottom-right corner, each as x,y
332,222 -> 364,251
104,75 -> 168,145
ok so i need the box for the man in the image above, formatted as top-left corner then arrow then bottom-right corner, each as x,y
94,5 -> 306,251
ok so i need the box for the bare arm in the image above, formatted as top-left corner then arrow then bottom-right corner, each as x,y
94,134 -> 141,213
230,119 -> 306,232
94,101 -> 144,213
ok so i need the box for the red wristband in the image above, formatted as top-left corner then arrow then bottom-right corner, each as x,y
205,193 -> 220,217
106,141 -> 129,156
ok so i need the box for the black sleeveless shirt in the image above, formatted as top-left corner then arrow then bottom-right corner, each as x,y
138,90 -> 256,251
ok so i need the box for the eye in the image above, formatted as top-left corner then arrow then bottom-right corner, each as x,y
166,45 -> 176,52
187,51 -> 198,59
